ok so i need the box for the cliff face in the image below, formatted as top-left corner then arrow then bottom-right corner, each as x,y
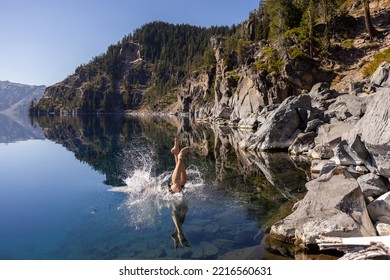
176,38 -> 333,127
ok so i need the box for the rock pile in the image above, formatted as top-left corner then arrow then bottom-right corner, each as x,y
237,62 -> 390,257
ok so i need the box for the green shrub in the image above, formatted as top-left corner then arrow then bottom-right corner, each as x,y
361,47 -> 390,77
253,46 -> 284,73
290,47 -> 310,60
341,39 -> 354,49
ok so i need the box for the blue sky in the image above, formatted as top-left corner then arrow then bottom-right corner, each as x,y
0,0 -> 260,86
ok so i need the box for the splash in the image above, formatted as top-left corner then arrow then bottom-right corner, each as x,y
109,145 -> 204,229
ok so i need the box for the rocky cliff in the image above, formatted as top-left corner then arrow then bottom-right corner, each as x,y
31,1 -> 390,123
264,62 -> 390,258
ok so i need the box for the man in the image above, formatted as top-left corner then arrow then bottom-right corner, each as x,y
169,138 -> 190,193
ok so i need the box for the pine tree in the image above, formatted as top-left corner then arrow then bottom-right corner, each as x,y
363,0 -> 378,37
266,0 -> 302,40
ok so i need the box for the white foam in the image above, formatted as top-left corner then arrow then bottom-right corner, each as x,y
109,155 -> 204,229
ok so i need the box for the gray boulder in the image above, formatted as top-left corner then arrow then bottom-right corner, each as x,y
309,82 -> 339,110
304,118 -> 324,133
357,173 -> 390,198
270,167 -> 376,246
370,61 -> 390,88
325,94 -> 370,122
310,159 -> 337,177
347,88 -> 390,177
246,94 -> 311,150
367,192 -> 390,222
231,74 -> 264,120
375,222 -> 390,236
332,140 -> 364,166
312,121 -> 354,159
288,132 -> 316,155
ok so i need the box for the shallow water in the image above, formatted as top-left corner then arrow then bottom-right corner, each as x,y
0,114 -> 309,259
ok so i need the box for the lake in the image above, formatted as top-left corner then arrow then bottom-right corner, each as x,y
0,113 -> 310,260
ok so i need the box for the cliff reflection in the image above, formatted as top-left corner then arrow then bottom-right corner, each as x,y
33,115 -> 309,206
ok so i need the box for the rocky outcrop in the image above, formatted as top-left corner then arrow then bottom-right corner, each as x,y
367,192 -> 390,223
346,88 -> 390,177
370,61 -> 390,88
263,62 -> 390,256
357,173 -> 389,198
245,95 -> 312,150
270,167 -> 376,246
312,122 -> 355,159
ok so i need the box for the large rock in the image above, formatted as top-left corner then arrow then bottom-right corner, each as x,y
270,168 -> 376,246
214,71 -> 294,123
357,173 -> 390,198
230,74 -> 264,120
288,132 -> 316,155
332,140 -> 364,166
246,94 -> 312,150
309,82 -> 339,110
370,61 -> 390,88
376,222 -> 390,236
367,192 -> 390,222
312,121 -> 354,159
325,94 -> 370,122
347,88 -> 390,177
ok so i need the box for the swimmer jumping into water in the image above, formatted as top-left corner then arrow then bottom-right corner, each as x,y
168,138 -> 191,193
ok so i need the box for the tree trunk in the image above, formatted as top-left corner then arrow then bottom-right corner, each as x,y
364,0 -> 378,37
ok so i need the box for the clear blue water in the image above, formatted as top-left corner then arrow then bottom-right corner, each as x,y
0,114 -> 308,260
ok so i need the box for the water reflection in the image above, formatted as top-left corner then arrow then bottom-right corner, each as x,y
30,114 -> 310,259
170,199 -> 190,249
32,115 -> 309,197
0,113 -> 44,143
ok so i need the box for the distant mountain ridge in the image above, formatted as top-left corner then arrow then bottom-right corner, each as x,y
0,81 -> 45,115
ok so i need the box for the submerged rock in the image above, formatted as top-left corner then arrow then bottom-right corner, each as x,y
200,241 -> 219,257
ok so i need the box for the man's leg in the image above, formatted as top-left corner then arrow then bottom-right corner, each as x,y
177,147 -> 190,185
171,146 -> 190,189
